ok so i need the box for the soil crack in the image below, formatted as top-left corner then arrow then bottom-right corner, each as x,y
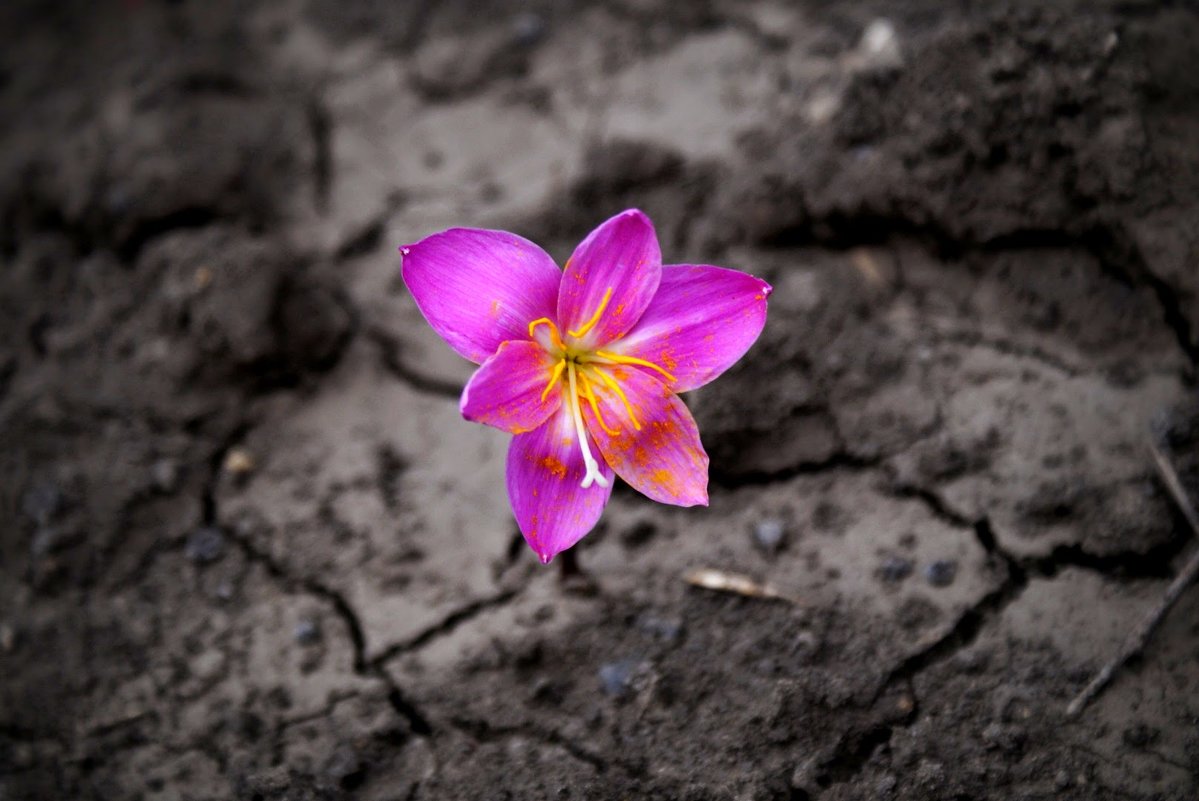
367,326 -> 464,398
202,434 -> 436,739
370,588 -> 521,668
709,450 -> 881,489
760,215 -> 1199,370
446,716 -> 614,775
308,97 -> 332,215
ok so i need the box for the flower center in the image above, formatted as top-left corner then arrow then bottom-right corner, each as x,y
527,290 -> 677,489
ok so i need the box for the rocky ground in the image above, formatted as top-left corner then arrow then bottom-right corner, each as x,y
2,1 -> 1199,799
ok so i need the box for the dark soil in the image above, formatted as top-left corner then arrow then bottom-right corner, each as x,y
2,1 -> 1198,799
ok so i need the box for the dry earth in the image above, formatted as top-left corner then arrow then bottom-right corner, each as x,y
2,1 -> 1199,799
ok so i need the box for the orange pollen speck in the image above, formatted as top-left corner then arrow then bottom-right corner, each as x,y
539,455 -> 568,479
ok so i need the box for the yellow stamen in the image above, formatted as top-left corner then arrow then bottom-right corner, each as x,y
578,369 -> 619,435
567,287 -> 613,339
591,350 -> 677,383
528,318 -> 565,351
593,367 -> 641,430
540,359 -> 566,402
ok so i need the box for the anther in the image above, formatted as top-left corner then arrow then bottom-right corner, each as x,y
528,318 -> 565,352
567,287 -> 613,340
593,367 -> 642,430
578,369 -> 619,435
540,359 -> 566,402
590,350 -> 676,383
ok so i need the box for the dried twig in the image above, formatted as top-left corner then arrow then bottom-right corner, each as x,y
1065,441 -> 1199,717
683,568 -> 803,605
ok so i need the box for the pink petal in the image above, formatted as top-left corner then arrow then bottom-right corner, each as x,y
507,409 -> 614,563
610,265 -> 772,392
460,340 -> 563,434
401,228 -> 561,363
556,209 -> 662,350
581,366 -> 708,507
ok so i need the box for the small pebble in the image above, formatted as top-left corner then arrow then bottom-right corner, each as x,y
193,266 -> 214,291
21,481 -> 63,527
151,459 -> 180,493
859,18 -> 902,68
878,555 -> 913,582
185,527 -> 225,564
294,618 -> 321,645
30,527 -> 64,558
792,630 -> 820,657
1054,769 -> 1072,790
637,615 -> 682,643
511,12 -> 546,46
924,559 -> 957,587
1122,723 -> 1159,748
752,518 -> 787,553
223,448 -> 256,475
598,658 -> 640,698
324,746 -> 364,787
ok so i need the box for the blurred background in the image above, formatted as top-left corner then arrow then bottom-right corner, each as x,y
2,1 -> 1198,799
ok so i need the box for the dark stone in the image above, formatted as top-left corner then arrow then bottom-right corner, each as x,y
878,555 -> 914,582
1122,723 -> 1160,748
638,615 -> 683,643
21,481 -> 63,527
924,559 -> 958,587
752,518 -> 787,554
325,746 -> 366,791
151,459 -> 180,493
30,527 -> 66,558
511,12 -> 546,47
185,527 -> 225,564
598,658 -> 641,698
294,618 -> 320,645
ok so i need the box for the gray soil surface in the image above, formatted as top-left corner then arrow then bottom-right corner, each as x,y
3,1 -> 1199,799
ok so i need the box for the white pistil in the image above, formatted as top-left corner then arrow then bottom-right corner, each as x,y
566,362 -> 610,490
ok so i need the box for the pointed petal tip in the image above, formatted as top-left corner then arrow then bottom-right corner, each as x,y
400,227 -> 561,363
539,551 -> 554,565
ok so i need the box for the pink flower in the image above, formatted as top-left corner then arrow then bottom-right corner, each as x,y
400,209 -> 771,563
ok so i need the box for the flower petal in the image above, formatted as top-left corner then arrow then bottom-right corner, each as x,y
460,340 -> 563,434
581,366 -> 708,507
401,228 -> 561,363
507,409 -> 615,563
610,265 -> 772,392
557,209 -> 662,349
